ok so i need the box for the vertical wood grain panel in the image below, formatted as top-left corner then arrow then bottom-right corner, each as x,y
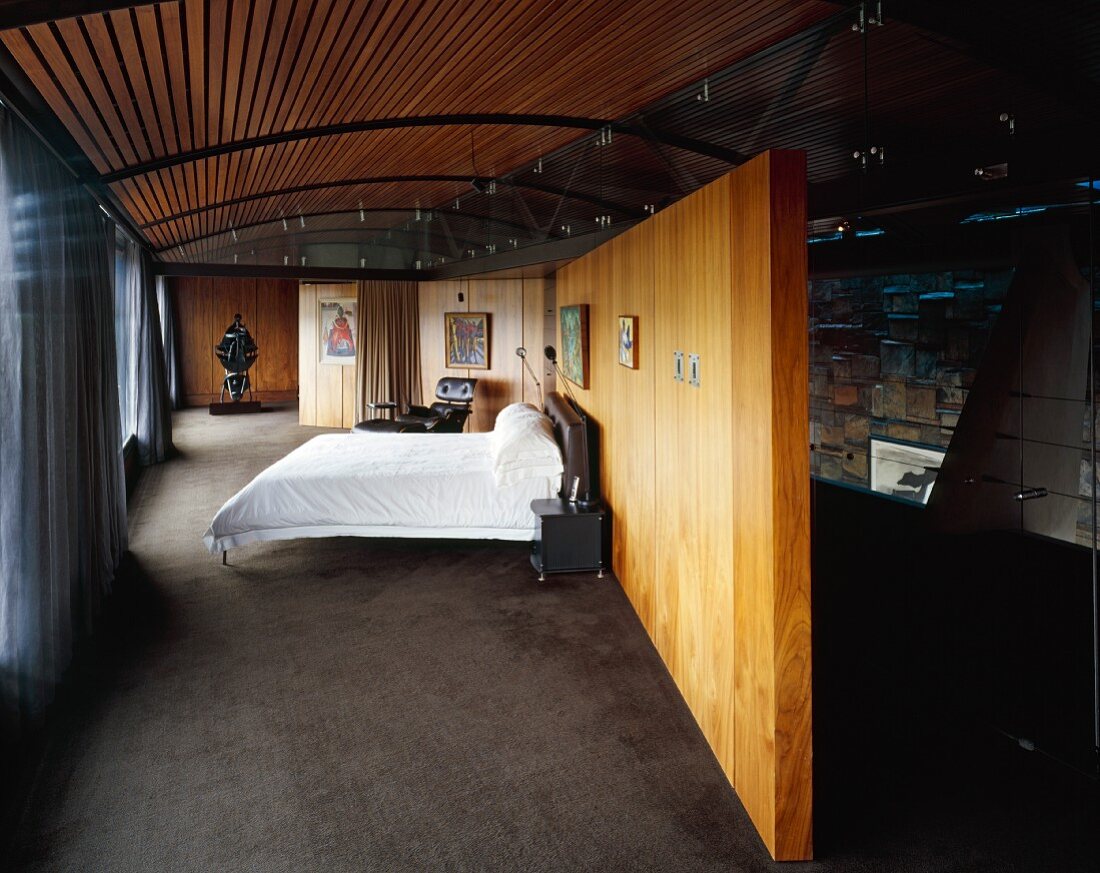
418,280 -> 470,415
175,275 -> 212,405
252,278 -> 299,396
467,278 -> 524,432
298,283 -> 318,425
556,151 -> 811,861
521,277 -> 546,406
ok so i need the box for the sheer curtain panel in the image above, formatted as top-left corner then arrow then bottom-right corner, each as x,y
157,276 -> 184,410
0,107 -> 127,741
115,235 -> 173,463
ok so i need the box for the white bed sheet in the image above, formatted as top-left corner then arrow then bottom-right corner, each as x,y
202,432 -> 560,553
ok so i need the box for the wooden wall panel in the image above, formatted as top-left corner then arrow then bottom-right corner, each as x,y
171,275 -> 297,406
298,282 -> 358,428
555,151 -> 811,861
252,278 -> 300,395
521,277 -> 547,406
417,278 -> 544,432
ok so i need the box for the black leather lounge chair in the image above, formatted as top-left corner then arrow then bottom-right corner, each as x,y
352,377 -> 477,434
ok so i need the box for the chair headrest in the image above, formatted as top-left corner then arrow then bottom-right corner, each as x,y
436,377 -> 477,403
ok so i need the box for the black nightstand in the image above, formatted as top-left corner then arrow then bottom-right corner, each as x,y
530,498 -> 606,582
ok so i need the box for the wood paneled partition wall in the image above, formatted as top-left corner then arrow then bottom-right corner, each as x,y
299,283 -> 358,428
555,151 -> 811,860
418,278 -> 551,432
171,276 -> 298,406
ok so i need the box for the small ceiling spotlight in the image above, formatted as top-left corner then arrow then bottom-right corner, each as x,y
415,259 -> 422,270
533,157 -> 543,174
230,225 -> 238,242
360,258 -> 366,268
233,253 -> 238,264
466,248 -> 477,258
696,78 -> 710,103
508,238 -> 518,248
358,202 -> 365,222
177,244 -> 185,257
852,145 -> 885,171
974,162 -> 1009,181
999,112 -> 1015,135
644,204 -> 656,214
298,214 -> 306,229
485,243 -> 497,254
596,126 -> 613,147
281,216 -> 288,231
300,256 -> 306,267
414,207 -> 421,221
453,198 -> 460,210
561,224 -> 572,236
596,214 -> 612,228
851,1 -> 883,32
836,219 -> 851,233
283,255 -> 289,266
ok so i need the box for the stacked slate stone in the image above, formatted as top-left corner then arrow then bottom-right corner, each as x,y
809,269 -> 1012,490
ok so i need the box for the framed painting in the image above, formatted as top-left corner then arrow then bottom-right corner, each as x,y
560,304 -> 590,388
869,436 -> 945,505
319,298 -> 357,365
618,315 -> 638,369
445,311 -> 491,369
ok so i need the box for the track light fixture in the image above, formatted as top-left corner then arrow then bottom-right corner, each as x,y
696,78 -> 710,103
282,216 -> 288,231
999,112 -> 1015,135
596,214 -> 612,228
533,157 -> 543,174
299,214 -> 306,228
851,0 -> 883,32
596,126 -> 613,147
283,255 -> 289,265
230,225 -> 238,242
852,145 -> 885,171
359,202 -> 365,222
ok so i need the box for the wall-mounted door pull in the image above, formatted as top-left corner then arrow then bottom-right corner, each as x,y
1013,487 -> 1049,502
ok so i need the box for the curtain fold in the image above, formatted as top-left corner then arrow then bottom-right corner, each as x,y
0,106 -> 127,740
355,280 -> 423,419
115,237 -> 173,463
157,276 -> 184,410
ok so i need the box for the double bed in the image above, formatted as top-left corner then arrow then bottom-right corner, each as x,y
203,392 -> 587,555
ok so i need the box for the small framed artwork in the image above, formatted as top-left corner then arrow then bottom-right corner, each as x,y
559,304 -> 590,389
445,311 -> 491,369
319,298 -> 357,365
618,315 -> 638,369
869,436 -> 945,505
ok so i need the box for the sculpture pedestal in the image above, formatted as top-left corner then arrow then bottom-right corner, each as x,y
209,401 -> 262,416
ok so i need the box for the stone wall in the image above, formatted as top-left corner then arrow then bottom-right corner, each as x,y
809,269 -> 1012,491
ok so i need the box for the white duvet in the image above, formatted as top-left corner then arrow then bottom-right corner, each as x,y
203,429 -> 561,554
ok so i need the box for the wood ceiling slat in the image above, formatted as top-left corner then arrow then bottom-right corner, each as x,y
243,0 -> 299,139
265,0 -> 338,134
280,0 -> 357,132
158,4 -> 191,154
5,24 -> 119,169
133,5 -> 179,156
219,0 -> 252,150
107,8 -> 166,158
231,0 -> 271,141
51,16 -> 138,166
205,0 -> 227,145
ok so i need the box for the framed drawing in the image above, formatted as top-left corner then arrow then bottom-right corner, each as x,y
869,436 -> 945,505
618,315 -> 638,369
559,304 -> 590,389
445,311 -> 490,369
319,298 -> 357,365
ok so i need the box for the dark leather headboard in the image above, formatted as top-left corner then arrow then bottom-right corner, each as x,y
544,391 -> 588,498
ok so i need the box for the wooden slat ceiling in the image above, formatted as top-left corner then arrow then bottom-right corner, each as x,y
0,0 -> 835,252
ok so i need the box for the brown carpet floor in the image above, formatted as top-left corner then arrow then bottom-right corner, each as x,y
4,406 -> 1099,872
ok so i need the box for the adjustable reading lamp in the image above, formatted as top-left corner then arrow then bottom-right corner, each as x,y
544,345 -> 597,509
514,347 -> 543,408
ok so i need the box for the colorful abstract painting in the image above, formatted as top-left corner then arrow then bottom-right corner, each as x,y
559,304 -> 589,388
445,312 -> 490,369
319,298 -> 357,365
618,315 -> 638,369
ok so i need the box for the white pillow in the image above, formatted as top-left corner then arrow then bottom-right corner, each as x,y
489,404 -> 563,486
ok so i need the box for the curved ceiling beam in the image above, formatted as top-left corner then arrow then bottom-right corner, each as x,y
101,114 -> 745,183
153,206 -> 543,255
139,175 -> 646,230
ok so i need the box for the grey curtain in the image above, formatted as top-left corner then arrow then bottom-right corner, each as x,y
157,276 -> 184,410
116,236 -> 173,463
0,106 -> 127,740
355,280 -> 423,418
